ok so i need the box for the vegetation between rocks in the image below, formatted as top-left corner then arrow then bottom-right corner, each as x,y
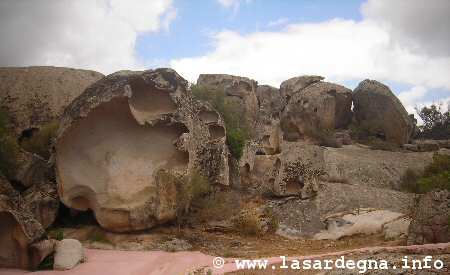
0,107 -> 58,180
191,84 -> 251,159
415,102 -> 450,140
19,121 -> 58,159
233,204 -> 278,236
400,154 -> 450,193
157,169 -> 211,227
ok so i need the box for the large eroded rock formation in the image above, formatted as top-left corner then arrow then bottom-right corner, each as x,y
281,81 -> 352,141
279,75 -> 324,103
55,68 -> 229,232
353,79 -> 414,145
0,66 -> 103,135
197,74 -> 259,127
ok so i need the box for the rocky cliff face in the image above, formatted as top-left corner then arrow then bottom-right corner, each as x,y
0,66 -> 103,136
55,68 -> 229,232
0,66 -> 446,270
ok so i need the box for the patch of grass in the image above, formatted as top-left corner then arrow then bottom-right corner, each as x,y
37,254 -> 54,270
48,228 -> 64,241
19,121 -> 58,159
400,154 -> 450,193
191,84 -> 251,160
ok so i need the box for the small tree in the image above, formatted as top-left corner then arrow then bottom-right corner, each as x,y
191,84 -> 251,159
415,102 -> 450,139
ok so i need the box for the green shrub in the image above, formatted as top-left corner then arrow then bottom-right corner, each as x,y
423,154 -> 450,177
415,102 -> 450,139
234,206 -> 278,236
157,169 -> 210,227
188,171 -> 210,202
0,108 -> 20,178
400,168 -> 422,193
48,228 -> 64,241
37,254 -> 54,270
20,121 -> 58,159
191,84 -> 251,159
400,154 -> 450,193
226,128 -> 247,159
417,172 -> 450,193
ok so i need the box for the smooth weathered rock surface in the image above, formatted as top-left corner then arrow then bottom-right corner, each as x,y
273,180 -> 415,238
281,81 -> 352,141
408,190 -> 450,245
0,66 -> 103,135
323,144 -> 434,189
279,75 -> 324,102
353,79 -> 414,145
383,216 -> 410,240
55,68 -> 229,232
197,74 -> 259,126
314,209 -> 407,240
53,239 -> 84,270
0,174 -> 45,269
240,141 -> 324,198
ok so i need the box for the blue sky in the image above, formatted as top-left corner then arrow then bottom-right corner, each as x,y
0,0 -> 449,114
137,0 -> 364,62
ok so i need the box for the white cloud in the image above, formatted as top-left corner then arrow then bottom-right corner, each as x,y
217,0 -> 252,11
362,0 -> 450,57
268,18 -> 290,28
398,86 -> 428,114
170,18 -> 450,91
0,0 -> 175,73
171,0 -> 450,116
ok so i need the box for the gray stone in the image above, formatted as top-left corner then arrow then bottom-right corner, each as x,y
53,239 -> 85,270
353,79 -> 413,145
281,81 -> 352,141
0,66 -> 103,135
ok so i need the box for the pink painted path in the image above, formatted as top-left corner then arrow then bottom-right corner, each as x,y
0,249 -> 216,275
1,242 -> 449,275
